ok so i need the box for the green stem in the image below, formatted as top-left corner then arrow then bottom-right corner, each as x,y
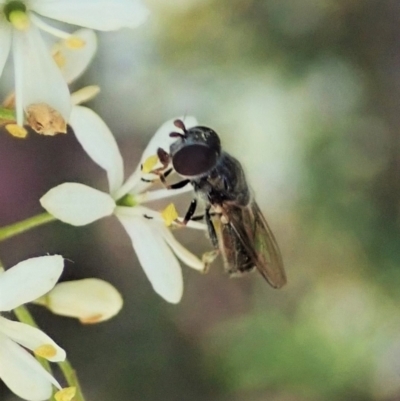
13,306 -> 56,401
13,305 -> 53,373
14,305 -> 86,401
0,212 -> 56,242
58,360 -> 86,401
0,106 -> 16,121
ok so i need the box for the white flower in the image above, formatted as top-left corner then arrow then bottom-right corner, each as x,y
0,255 -> 66,401
0,0 -> 149,126
40,114 -> 206,304
35,278 -> 123,324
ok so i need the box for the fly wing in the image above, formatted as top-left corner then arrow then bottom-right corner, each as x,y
212,213 -> 254,276
225,201 -> 287,288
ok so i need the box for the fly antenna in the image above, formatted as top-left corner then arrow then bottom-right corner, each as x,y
170,119 -> 187,139
169,131 -> 185,138
174,119 -> 187,134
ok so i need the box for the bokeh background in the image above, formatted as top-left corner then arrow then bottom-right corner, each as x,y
2,0 -> 400,400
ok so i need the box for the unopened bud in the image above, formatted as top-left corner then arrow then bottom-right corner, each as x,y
37,278 -> 123,324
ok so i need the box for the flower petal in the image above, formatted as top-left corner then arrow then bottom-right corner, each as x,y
42,278 -> 123,324
70,106 -> 124,194
52,28 -> 97,84
0,23 -> 11,77
115,116 -> 198,198
31,0 -> 150,31
159,225 -> 204,271
0,332 -> 60,401
116,213 -> 183,303
40,183 -> 115,226
0,256 -> 64,311
12,23 -> 71,124
0,317 -> 66,362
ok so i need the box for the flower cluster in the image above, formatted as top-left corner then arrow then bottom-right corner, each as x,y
0,1 -> 213,400
0,256 -> 66,401
0,0 -> 149,129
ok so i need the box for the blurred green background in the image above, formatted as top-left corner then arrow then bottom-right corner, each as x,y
2,0 -> 400,400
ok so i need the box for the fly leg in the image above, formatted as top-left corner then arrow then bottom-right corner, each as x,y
205,206 -> 218,248
200,206 -> 220,273
141,147 -> 191,190
180,198 -> 196,225
141,167 -> 173,183
140,148 -> 173,184
175,200 -> 218,274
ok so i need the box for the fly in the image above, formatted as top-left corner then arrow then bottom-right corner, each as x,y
157,120 -> 287,289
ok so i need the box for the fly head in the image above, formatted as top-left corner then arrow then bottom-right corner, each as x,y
169,119 -> 221,177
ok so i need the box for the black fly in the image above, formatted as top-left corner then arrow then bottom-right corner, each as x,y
158,119 -> 286,289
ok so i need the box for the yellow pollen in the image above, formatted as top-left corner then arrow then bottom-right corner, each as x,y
9,10 -> 30,30
55,387 -> 76,401
65,36 -> 85,49
53,50 -> 66,68
26,103 -> 67,135
142,155 -> 159,173
161,203 -> 179,226
34,344 -> 57,359
5,124 -> 28,138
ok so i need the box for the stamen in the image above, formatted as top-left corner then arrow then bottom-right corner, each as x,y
112,170 -> 141,200
26,103 -> 67,135
65,36 -> 86,49
183,220 -> 207,230
71,86 -> 100,106
136,185 -> 192,204
34,344 -> 57,359
30,14 -> 71,39
5,124 -> 27,138
161,203 -> 179,226
142,155 -> 159,173
52,50 -> 66,68
54,387 -> 76,401
161,226 -> 205,271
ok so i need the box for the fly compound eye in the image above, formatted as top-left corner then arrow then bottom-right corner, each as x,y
169,125 -> 221,177
172,144 -> 219,176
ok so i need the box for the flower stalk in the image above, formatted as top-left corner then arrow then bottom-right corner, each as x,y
13,305 -> 53,373
0,212 -> 56,242
58,360 -> 85,401
13,305 -> 86,401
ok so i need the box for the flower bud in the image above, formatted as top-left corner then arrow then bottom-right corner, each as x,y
37,278 -> 123,324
